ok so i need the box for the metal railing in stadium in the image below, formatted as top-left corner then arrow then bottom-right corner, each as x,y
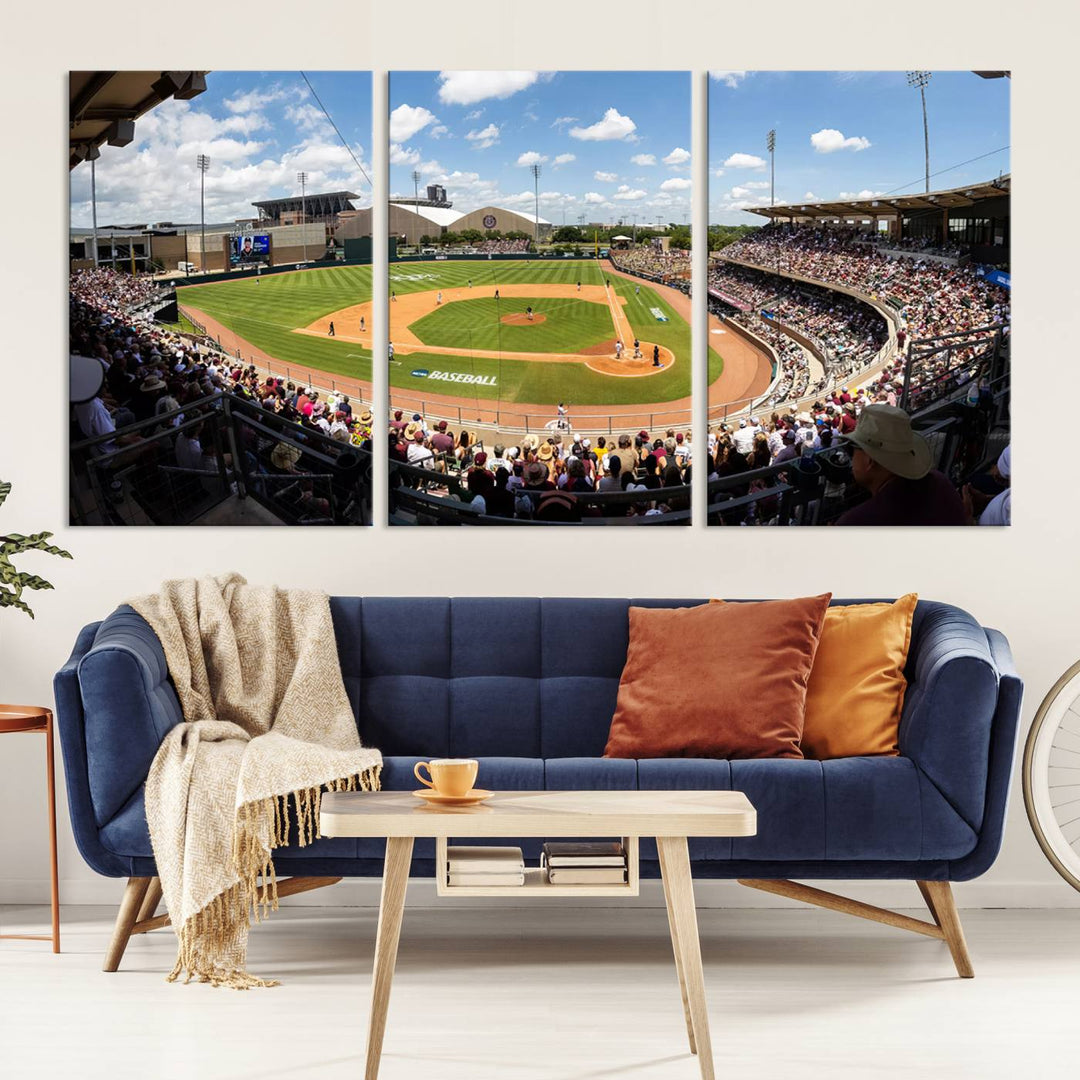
706,367 -> 1010,527
70,391 -> 372,527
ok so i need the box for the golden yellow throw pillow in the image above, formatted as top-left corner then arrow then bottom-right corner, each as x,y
710,595 -> 918,758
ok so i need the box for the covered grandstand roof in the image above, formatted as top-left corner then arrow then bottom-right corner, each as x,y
746,175 -> 1010,222
389,202 -> 465,228
70,72 -> 208,170
254,191 -> 360,214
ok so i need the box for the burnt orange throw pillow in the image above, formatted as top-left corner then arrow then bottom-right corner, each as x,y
800,594 -> 918,759
603,595 -> 832,760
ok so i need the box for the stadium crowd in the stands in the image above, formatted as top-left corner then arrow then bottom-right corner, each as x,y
69,268 -> 373,456
389,409 -> 692,521
609,248 -> 691,285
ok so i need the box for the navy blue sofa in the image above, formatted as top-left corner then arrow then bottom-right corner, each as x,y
54,597 -> 1023,975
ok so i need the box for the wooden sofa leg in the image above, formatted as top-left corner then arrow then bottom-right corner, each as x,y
103,877 -> 151,972
917,881 -> 974,978
136,877 -> 163,924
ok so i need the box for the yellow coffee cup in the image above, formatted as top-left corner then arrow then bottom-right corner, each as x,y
414,758 -> 479,797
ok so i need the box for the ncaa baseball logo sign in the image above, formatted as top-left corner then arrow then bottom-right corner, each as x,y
410,368 -> 429,378
482,214 -> 497,229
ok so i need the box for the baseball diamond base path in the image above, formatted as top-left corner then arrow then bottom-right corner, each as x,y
295,283 -> 674,377
603,262 -> 773,409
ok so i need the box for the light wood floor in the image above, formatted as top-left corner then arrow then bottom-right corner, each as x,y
1,904 -> 1076,1079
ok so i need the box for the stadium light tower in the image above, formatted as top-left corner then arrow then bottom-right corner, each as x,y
84,144 -> 101,267
907,71 -> 932,194
411,169 -> 421,245
196,155 -> 210,272
297,171 -> 309,263
531,163 -> 542,244
766,129 -> 776,207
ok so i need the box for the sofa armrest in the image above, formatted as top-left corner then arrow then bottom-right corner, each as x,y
74,606 -> 184,828
899,602 -> 1000,834
946,628 -> 1024,880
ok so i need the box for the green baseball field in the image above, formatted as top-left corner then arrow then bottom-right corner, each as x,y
177,259 -> 725,407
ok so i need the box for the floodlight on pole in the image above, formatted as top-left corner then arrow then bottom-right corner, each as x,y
196,155 -> 210,273
766,129 -> 776,207
906,71 -> 932,194
530,163 -> 542,244
297,171 -> 308,262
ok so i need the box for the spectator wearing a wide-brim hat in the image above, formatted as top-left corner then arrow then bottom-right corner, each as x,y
835,404 -> 967,527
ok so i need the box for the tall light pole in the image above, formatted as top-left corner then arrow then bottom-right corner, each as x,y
531,163 -> 542,244
411,169 -> 421,246
196,155 -> 210,273
631,213 -> 637,243
85,144 -> 101,266
297,171 -> 308,263
766,129 -> 776,207
907,71 -> 932,194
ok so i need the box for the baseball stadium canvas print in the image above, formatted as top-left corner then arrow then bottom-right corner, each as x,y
707,70 -> 1010,526
385,70 -> 694,525
69,71 -> 374,526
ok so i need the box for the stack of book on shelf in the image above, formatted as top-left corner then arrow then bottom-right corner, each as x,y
541,841 -> 628,885
446,846 -> 525,887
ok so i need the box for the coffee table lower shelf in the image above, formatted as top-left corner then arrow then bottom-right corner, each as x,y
435,835 -> 640,897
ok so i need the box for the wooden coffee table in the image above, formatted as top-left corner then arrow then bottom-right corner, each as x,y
319,789 -> 756,1080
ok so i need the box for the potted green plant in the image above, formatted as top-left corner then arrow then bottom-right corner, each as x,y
0,480 -> 72,617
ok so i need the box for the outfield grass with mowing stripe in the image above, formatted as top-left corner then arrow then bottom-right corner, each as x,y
390,259 -> 714,406
408,295 -> 614,353
175,260 -> 724,407
177,265 -> 372,382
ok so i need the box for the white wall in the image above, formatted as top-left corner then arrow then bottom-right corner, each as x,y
2,0 -> 1076,911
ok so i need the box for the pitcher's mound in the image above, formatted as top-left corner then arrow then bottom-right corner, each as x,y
501,312 -> 546,326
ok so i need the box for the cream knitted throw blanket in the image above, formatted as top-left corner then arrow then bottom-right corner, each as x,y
130,574 -> 381,988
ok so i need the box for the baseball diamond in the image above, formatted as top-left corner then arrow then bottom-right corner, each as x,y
170,258 -> 773,427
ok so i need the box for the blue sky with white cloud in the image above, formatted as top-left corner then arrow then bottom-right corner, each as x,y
389,71 -> 691,225
709,71 -> 1010,225
70,72 -> 372,226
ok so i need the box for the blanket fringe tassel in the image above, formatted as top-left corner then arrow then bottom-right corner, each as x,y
170,764 -> 381,989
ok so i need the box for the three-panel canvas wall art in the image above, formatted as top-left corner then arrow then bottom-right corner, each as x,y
68,70 -> 1010,528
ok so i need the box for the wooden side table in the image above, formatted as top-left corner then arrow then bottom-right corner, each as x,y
0,705 -> 60,953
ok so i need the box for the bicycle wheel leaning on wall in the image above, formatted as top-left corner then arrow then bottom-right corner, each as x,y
1024,659 -> 1080,892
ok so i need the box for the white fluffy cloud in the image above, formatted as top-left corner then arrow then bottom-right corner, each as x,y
594,170 -> 618,182
516,150 -> 548,167
389,143 -> 420,166
709,71 -> 748,88
437,71 -> 542,106
660,177 -> 691,191
804,191 -> 818,200
583,191 -> 606,204
810,128 -> 871,153
550,115 -> 578,129
570,108 -> 637,142
663,146 -> 691,166
464,123 -> 500,149
612,185 -> 647,201
553,152 -> 576,166
723,152 -> 767,169
70,94 -> 370,226
838,189 -> 884,200
631,153 -> 656,166
390,104 -> 437,143
742,180 -> 770,190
